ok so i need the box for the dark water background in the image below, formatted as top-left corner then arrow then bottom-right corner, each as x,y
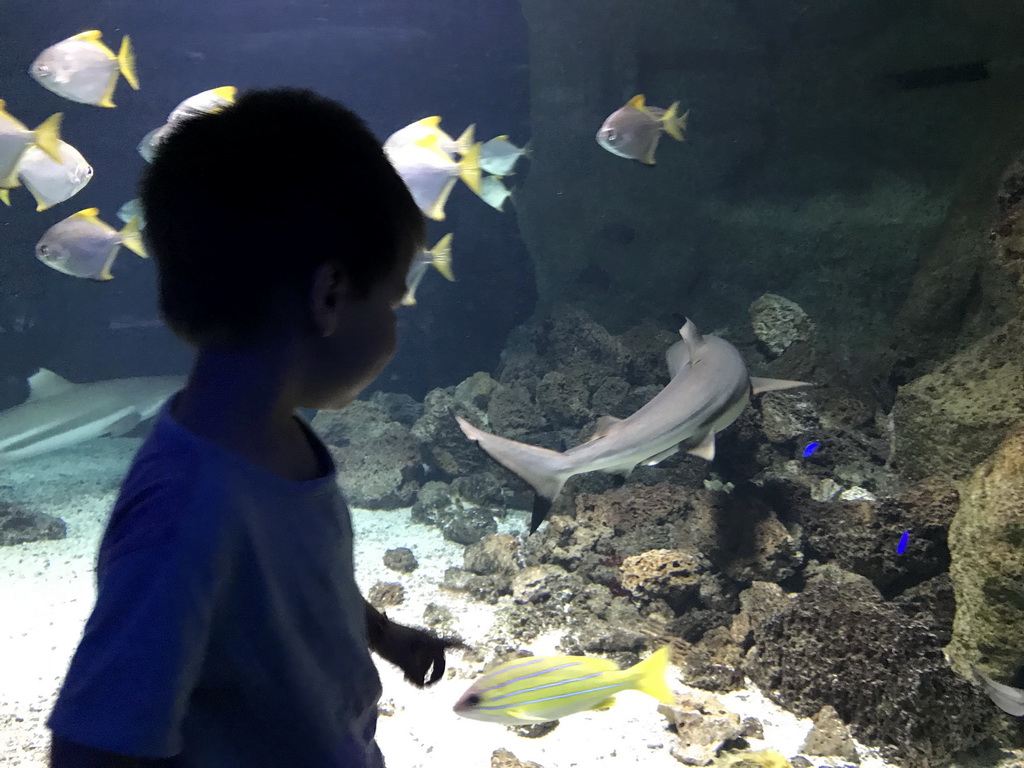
0,0 -> 535,406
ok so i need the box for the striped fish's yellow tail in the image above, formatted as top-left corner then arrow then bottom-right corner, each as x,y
628,646 -> 674,704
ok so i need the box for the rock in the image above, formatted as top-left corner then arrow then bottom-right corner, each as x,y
487,382 -> 547,437
893,318 -> 1024,481
422,603 -> 453,629
491,748 -> 545,768
451,471 -> 530,511
777,476 -> 957,597
0,501 -> 66,546
441,567 -> 509,603
367,582 -> 404,608
411,480 -> 498,545
369,391 -> 423,426
535,370 -> 591,428
736,582 -> 790,639
675,625 -> 745,692
745,568 -> 994,765
590,375 -> 632,416
891,574 -> 956,644
947,424 -> 1024,682
464,533 -> 521,576
758,390 -> 819,444
313,403 -> 422,508
411,387 -> 490,480
749,294 -> 816,358
382,547 -> 418,574
454,371 -> 499,411
800,706 -> 859,763
620,549 -> 705,614
660,690 -> 743,766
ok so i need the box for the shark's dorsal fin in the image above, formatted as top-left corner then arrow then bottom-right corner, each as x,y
587,415 -> 622,442
750,376 -> 813,395
679,319 -> 705,357
28,368 -> 75,400
687,431 -> 716,461
665,340 -> 691,378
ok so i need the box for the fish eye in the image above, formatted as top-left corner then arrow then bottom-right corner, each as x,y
465,694 -> 481,706
38,245 -> 49,256
34,64 -> 50,77
605,129 -> 617,143
85,167 -> 94,177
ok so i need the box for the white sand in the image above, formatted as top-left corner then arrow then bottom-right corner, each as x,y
0,436 -> 983,768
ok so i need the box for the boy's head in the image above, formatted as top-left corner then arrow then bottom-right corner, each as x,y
141,88 -> 424,408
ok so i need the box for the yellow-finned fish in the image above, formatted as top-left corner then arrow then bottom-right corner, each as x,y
166,85 -> 237,125
596,94 -> 688,166
384,116 -> 475,158
30,31 -> 139,108
402,233 -> 453,306
385,134 -> 481,221
36,207 -> 147,281
17,140 -> 92,211
0,101 -> 62,205
453,646 -> 673,725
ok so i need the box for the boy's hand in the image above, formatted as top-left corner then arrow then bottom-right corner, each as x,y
365,601 -> 468,687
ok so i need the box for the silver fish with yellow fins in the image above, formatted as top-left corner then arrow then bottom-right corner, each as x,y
0,101 -> 62,206
17,139 -> 92,211
402,233 -> 453,306
454,646 -> 673,725
385,116 -> 475,158
36,207 -> 147,281
479,175 -> 513,212
386,134 -> 482,221
30,31 -> 139,108
478,135 -> 530,177
596,94 -> 688,165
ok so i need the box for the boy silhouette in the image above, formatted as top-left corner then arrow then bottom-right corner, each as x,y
48,88 -> 458,767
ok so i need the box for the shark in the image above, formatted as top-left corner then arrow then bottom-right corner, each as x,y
0,368 -> 183,461
456,319 -> 811,532
972,665 -> 1024,717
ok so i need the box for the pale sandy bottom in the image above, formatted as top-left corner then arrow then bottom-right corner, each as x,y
0,437 -> 1008,768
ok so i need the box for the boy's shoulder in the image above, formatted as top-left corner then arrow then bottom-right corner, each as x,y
99,405 -> 232,566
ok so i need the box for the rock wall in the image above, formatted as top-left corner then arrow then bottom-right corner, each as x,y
946,424 -> 1024,683
516,0 -> 1024,378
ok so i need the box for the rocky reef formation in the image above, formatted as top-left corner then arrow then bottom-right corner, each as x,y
946,425 -> 1024,683
326,299 -> 1024,765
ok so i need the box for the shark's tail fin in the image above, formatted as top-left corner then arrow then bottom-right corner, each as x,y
455,416 -> 570,529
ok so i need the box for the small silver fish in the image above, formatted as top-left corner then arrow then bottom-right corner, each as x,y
596,94 -> 688,165
36,207 -> 147,281
972,665 -> 1024,717
384,116 -> 475,158
479,175 -> 512,212
166,86 -> 237,125
479,135 -> 529,176
0,101 -> 62,203
386,135 -> 481,221
116,198 -> 146,229
402,234 -> 453,306
137,124 -> 172,163
30,31 -> 139,108
17,140 -> 92,211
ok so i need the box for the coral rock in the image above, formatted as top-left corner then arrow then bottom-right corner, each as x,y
749,294 -> 815,358
947,424 -> 1024,682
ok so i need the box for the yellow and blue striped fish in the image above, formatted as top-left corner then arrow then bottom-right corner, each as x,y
453,646 -> 673,725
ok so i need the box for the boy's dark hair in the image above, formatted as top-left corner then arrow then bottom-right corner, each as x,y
140,88 -> 425,347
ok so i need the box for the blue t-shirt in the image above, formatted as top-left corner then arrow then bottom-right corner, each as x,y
48,400 -> 384,767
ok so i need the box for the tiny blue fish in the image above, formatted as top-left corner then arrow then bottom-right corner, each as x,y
897,529 -> 910,555
802,442 -> 821,458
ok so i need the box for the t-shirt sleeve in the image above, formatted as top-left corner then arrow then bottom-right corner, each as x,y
48,493 -> 232,758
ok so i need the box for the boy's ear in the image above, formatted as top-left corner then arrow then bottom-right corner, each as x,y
310,263 -> 350,337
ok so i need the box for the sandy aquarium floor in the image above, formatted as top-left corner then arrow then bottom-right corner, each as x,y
0,436 -> 914,768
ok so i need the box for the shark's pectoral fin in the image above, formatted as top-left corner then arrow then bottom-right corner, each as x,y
643,444 -> 680,466
750,376 -> 813,395
106,411 -> 143,437
587,415 -> 623,442
687,432 -> 716,461
27,368 -> 76,400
